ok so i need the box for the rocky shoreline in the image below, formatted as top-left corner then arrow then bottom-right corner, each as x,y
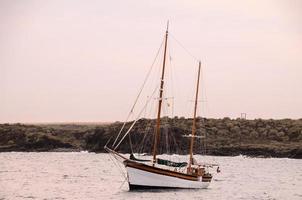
0,117 -> 301,158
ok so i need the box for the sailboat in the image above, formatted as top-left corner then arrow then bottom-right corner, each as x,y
105,22 -> 218,190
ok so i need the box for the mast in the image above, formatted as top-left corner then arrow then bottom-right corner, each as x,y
188,61 -> 201,171
152,22 -> 169,165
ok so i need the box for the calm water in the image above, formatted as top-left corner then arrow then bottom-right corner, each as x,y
0,152 -> 301,200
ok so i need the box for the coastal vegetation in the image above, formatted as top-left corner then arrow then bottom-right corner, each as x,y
0,117 -> 301,158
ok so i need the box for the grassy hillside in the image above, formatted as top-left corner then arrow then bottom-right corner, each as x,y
0,117 -> 301,158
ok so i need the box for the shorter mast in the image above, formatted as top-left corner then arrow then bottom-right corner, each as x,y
188,61 -> 201,171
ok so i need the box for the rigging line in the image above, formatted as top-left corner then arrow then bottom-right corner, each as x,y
169,63 -> 174,117
107,152 -> 127,179
111,37 -> 165,148
113,85 -> 159,150
168,39 -> 178,110
166,41 -> 174,117
128,131 -> 134,153
187,65 -> 199,117
199,67 -> 206,155
119,177 -> 128,189
137,119 -> 153,154
104,136 -> 112,148
169,33 -> 199,62
201,63 -> 210,118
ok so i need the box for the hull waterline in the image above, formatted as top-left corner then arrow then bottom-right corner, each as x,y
125,163 -> 211,190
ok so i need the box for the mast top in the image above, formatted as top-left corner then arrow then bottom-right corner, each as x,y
166,21 -> 169,33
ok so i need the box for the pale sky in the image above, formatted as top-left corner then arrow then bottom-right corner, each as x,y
0,0 -> 301,123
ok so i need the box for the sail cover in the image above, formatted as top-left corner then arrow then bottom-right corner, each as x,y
129,154 -> 187,167
157,158 -> 188,167
130,154 -> 150,162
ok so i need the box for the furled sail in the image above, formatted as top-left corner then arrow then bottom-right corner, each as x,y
130,154 -> 150,162
129,154 -> 187,167
157,158 -> 188,167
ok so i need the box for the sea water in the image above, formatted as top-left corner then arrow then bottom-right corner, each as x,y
0,152 -> 301,200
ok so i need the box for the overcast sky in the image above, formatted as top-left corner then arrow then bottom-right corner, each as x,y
0,0 -> 301,123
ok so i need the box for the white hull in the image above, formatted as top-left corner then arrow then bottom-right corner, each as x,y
126,165 -> 210,189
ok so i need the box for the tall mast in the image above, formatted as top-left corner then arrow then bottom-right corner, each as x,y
152,22 -> 169,165
188,61 -> 201,170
